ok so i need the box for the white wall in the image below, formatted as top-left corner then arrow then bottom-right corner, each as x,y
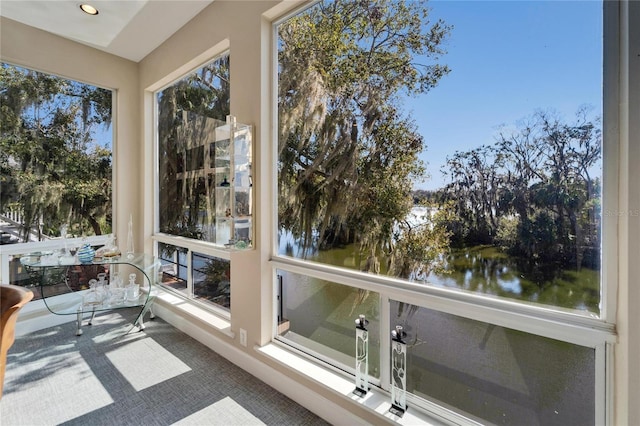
139,0 -> 286,350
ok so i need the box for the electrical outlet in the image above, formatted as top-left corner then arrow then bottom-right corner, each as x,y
239,328 -> 247,347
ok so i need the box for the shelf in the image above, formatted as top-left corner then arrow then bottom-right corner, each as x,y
211,116 -> 253,249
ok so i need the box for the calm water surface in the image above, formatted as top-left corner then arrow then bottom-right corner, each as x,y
284,239 -> 600,314
278,243 -> 599,424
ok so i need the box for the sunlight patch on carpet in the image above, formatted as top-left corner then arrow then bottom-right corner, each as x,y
106,337 -> 191,391
1,352 -> 113,424
171,396 -> 266,425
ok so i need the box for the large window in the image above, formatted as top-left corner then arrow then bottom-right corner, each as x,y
157,54 -> 230,242
0,63 -> 113,243
155,53 -> 232,312
275,1 -> 609,423
389,301 -> 595,424
0,63 -> 113,290
276,0 -> 602,314
277,269 -> 381,379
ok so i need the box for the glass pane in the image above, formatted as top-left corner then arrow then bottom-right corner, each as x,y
157,54 -> 230,243
235,188 -> 251,217
0,63 -> 113,243
8,255 -> 41,289
192,252 -> 230,310
276,0 -> 602,315
9,245 -> 106,299
158,242 -> 188,295
185,145 -> 204,171
277,269 -> 380,378
390,300 -> 595,425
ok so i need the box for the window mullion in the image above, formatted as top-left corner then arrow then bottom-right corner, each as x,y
187,247 -> 193,298
379,293 -> 391,392
592,342 -> 616,426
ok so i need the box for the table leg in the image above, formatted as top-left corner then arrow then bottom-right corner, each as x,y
76,306 -> 83,336
133,300 -> 155,332
135,314 -> 145,331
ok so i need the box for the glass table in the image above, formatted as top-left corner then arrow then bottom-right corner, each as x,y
22,253 -> 160,336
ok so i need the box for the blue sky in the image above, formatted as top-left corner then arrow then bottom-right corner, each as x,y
406,0 -> 603,190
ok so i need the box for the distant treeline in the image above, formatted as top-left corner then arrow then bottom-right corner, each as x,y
414,110 -> 601,271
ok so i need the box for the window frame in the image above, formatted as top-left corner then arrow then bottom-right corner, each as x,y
271,0 -> 612,321
151,50 -> 234,318
270,1 -> 620,423
0,61 -> 117,242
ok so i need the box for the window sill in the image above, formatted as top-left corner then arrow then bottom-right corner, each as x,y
149,289 -> 474,425
152,289 -> 234,338
257,343 -> 470,426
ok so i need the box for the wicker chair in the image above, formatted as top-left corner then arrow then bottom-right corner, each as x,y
1,284 -> 33,399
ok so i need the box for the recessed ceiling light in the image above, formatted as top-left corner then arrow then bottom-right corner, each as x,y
79,4 -> 99,15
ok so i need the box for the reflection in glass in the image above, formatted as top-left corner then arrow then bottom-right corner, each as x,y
276,269 -> 380,378
192,252 -> 230,310
158,242 -> 188,294
157,54 -> 230,243
390,300 -> 595,425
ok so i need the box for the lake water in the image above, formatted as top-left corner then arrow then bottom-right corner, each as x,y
278,225 -> 599,424
277,243 -> 598,425
279,229 -> 600,314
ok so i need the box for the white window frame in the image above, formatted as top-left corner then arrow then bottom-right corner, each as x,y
0,63 -> 116,287
150,50 -> 233,319
270,1 -> 621,424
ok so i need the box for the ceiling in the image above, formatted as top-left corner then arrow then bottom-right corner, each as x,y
0,0 -> 215,62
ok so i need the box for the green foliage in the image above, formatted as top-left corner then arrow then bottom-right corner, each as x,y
494,215 -> 519,252
441,110 -> 601,270
199,257 -> 231,308
278,0 -> 451,278
388,206 -> 452,279
157,55 -> 230,236
442,145 -> 503,244
0,63 -> 113,239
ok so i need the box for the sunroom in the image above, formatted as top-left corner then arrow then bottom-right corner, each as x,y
1,1 -> 638,425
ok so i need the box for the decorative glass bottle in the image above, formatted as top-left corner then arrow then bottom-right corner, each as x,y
126,214 -> 134,259
126,273 -> 140,301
